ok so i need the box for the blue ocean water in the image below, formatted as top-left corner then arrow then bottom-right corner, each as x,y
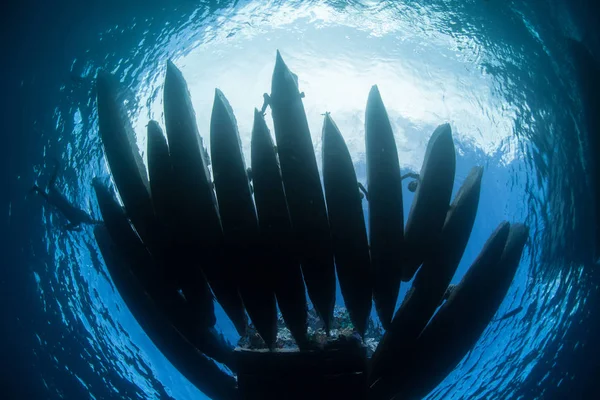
2,0 -> 600,399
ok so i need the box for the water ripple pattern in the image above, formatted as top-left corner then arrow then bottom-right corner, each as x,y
21,0 -> 594,399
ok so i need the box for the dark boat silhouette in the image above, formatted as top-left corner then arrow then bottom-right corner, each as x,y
91,52 -> 528,400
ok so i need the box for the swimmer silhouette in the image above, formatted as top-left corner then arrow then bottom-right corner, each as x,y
402,172 -> 420,193
358,172 -> 420,202
492,306 -> 523,322
30,160 -> 100,230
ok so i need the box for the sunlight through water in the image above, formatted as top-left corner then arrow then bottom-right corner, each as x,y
24,0 -> 594,399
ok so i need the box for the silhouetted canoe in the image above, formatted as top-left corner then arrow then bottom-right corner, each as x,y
370,166 -> 483,382
269,50 -> 335,332
322,113 -> 371,338
251,108 -> 309,348
96,71 -> 155,246
403,123 -> 456,281
372,221 -> 528,400
211,89 -> 277,348
94,225 -> 237,400
147,120 -> 224,337
164,61 -> 247,335
93,180 -> 237,369
147,120 -> 174,228
365,85 -> 404,330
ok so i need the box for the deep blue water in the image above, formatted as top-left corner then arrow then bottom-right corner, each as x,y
2,0 -> 600,399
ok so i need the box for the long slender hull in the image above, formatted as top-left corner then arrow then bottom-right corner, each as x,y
93,181 -> 236,369
370,166 -> 483,382
403,123 -> 456,281
146,120 -> 177,283
211,90 -> 277,348
372,222 -> 528,400
269,51 -> 335,332
164,61 -> 247,335
93,225 -> 237,400
365,85 -> 405,330
251,108 -> 309,348
96,71 -> 155,245
91,51 -> 529,400
322,113 -> 372,338
147,120 -> 174,227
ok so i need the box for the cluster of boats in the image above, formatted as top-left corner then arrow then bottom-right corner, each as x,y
92,50 -> 527,399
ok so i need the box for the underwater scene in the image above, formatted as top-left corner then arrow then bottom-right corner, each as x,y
3,0 -> 600,399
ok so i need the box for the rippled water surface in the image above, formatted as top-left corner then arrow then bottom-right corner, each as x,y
6,0 -> 599,399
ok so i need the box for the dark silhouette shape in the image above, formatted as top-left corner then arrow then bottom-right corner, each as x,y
30,160 -> 99,230
371,222 -> 528,400
269,50 -> 336,333
163,61 -> 248,335
322,113 -> 372,338
358,182 -> 369,201
96,71 -> 156,245
370,166 -> 483,383
359,173 -> 419,201
211,89 -> 277,349
365,85 -> 405,330
93,225 -> 237,400
493,306 -> 523,322
92,179 -> 236,369
442,283 -> 457,301
86,50 -> 530,400
401,172 -> 420,192
403,124 -> 456,281
251,108 -> 309,349
260,93 -> 270,115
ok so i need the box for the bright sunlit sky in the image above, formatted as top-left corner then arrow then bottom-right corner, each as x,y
131,2 -> 516,174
